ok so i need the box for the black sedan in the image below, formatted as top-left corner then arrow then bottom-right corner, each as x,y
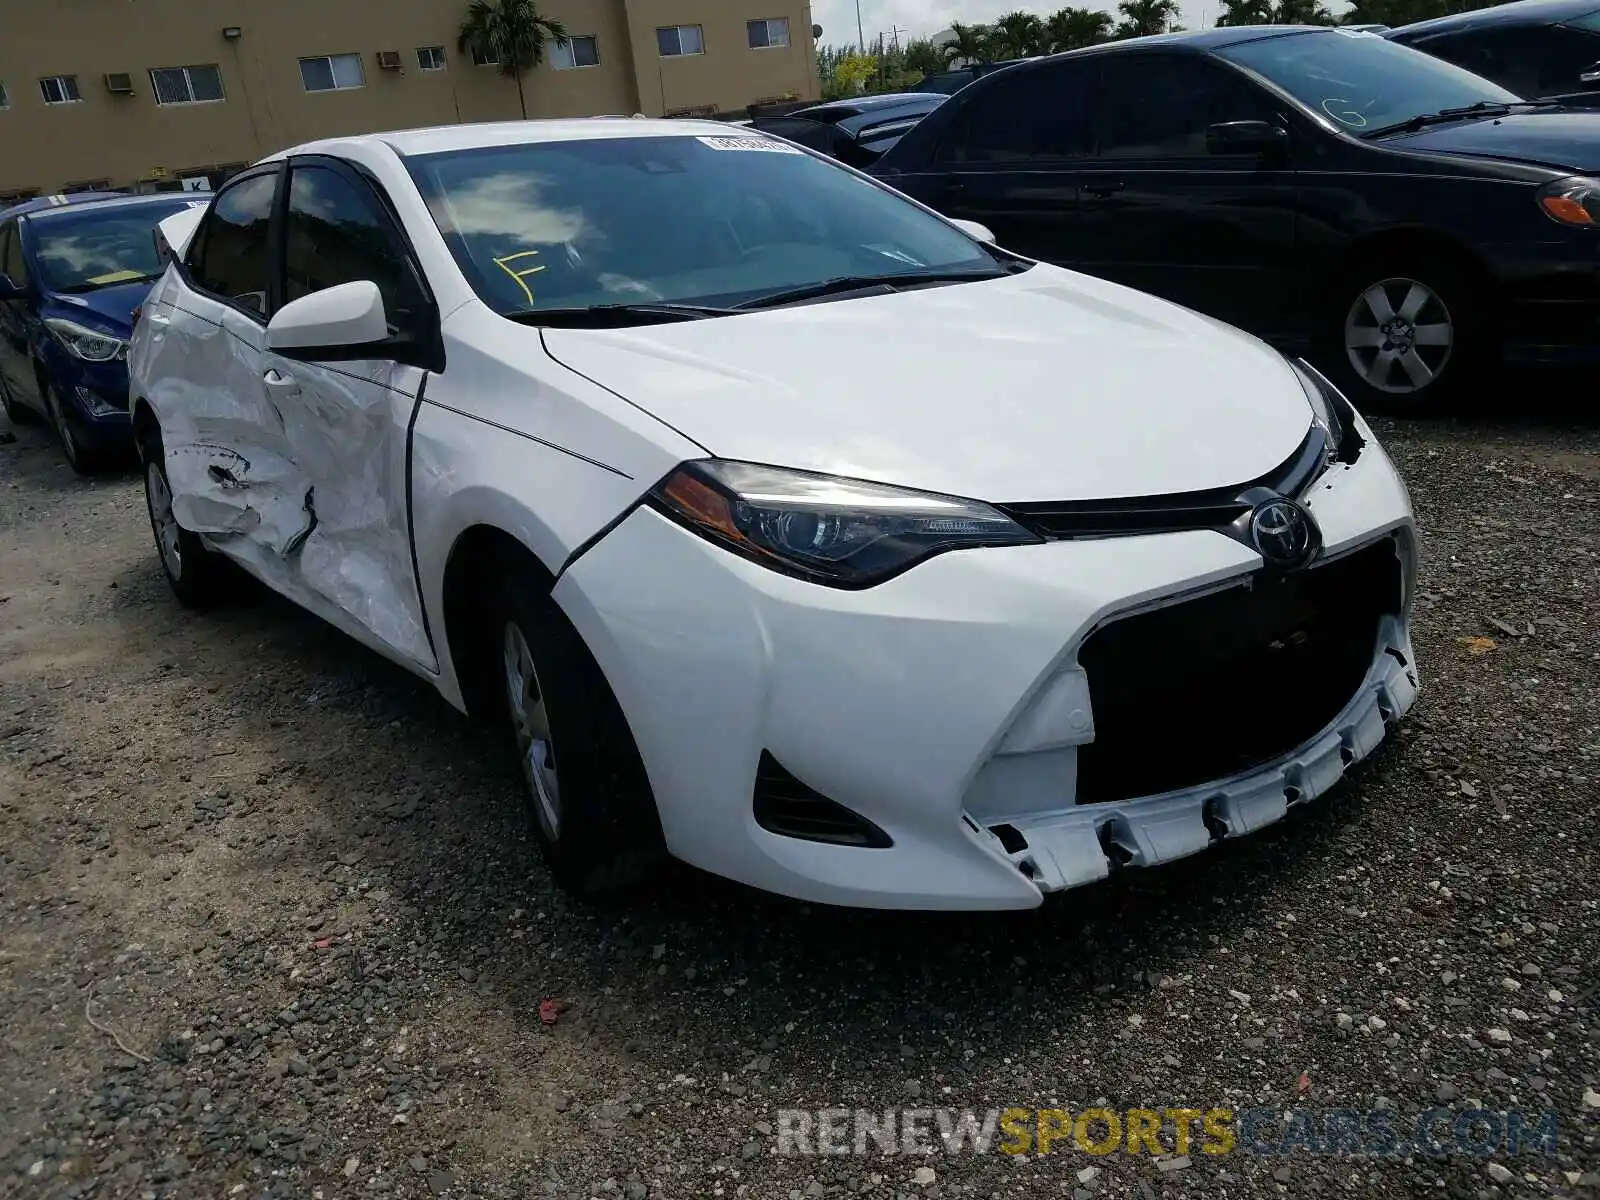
751,93 -> 947,167
1388,0 -> 1600,109
871,26 -> 1600,411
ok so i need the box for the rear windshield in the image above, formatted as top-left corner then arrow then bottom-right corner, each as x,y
29,200 -> 201,292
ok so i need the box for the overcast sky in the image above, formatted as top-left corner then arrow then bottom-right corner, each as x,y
804,0 -> 1284,46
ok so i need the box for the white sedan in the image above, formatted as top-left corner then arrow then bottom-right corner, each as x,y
128,119 -> 1419,910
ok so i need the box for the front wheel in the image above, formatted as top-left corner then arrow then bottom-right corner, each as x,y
1323,258 -> 1485,415
142,428 -> 231,608
488,574 -> 666,897
45,382 -> 107,475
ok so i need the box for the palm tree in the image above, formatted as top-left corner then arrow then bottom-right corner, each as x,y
457,0 -> 569,120
1215,0 -> 1273,23
991,10 -> 1048,57
1115,0 -> 1182,36
1046,7 -> 1115,50
942,21 -> 993,65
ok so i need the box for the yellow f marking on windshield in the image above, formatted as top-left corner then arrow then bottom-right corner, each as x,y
493,250 -> 548,305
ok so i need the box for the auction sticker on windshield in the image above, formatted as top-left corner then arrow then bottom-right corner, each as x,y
696,135 -> 803,153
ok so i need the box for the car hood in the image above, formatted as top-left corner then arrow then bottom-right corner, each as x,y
46,278 -> 155,336
541,267 -> 1315,503
1383,111 -> 1600,172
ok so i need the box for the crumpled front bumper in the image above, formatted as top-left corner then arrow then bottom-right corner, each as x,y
554,419 -> 1418,911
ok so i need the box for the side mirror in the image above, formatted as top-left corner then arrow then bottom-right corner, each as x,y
1206,120 -> 1289,158
950,218 -> 997,244
0,273 -> 26,301
266,280 -> 389,359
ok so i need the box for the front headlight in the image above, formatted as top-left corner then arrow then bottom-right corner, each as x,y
650,459 -> 1041,587
1536,176 -> 1600,227
1290,357 -> 1363,466
44,317 -> 127,363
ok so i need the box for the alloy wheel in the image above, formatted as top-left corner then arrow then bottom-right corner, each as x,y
1343,277 -> 1454,396
145,461 -> 183,579
503,621 -> 561,840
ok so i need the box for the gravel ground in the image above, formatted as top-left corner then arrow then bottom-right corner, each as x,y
1,397 -> 1597,1200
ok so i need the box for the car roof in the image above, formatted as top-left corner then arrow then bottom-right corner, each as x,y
979,24 -> 1338,71
6,191 -> 198,225
275,117 -> 736,161
1389,0 -> 1600,38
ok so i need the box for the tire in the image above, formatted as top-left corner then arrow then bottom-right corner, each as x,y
486,573 -> 666,897
141,427 -> 231,608
0,369 -> 34,425
44,380 -> 108,476
1320,254 -> 1485,416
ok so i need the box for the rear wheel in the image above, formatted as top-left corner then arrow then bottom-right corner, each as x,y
0,370 -> 33,425
1322,255 -> 1485,415
141,427 -> 231,608
486,573 -> 666,897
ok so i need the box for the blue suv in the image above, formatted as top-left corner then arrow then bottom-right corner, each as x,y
0,192 -> 207,473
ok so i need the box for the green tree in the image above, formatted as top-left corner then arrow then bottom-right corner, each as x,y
1115,0 -> 1182,36
1274,0 -> 1336,23
901,37 -> 948,77
943,21 -> 994,64
1216,0 -> 1273,23
1046,6 -> 1115,49
457,0 -> 568,120
991,10 -> 1048,56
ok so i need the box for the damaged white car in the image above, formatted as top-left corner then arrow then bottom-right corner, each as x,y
129,119 -> 1419,909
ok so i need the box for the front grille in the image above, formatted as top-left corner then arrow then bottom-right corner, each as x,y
1000,427 -> 1328,540
753,751 -> 893,848
1074,538 -> 1402,804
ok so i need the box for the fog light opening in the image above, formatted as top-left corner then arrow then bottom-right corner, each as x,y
990,823 -> 1028,855
1202,796 -> 1230,843
1096,822 -> 1134,869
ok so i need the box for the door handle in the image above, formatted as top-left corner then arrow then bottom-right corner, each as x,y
1082,177 -> 1125,199
263,368 -> 300,398
147,312 -> 171,328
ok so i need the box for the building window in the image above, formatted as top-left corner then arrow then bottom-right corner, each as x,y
748,18 -> 790,49
470,46 -> 499,66
39,75 -> 82,104
299,53 -> 364,92
150,65 -> 224,105
549,36 -> 600,69
417,46 -> 447,71
656,25 -> 704,57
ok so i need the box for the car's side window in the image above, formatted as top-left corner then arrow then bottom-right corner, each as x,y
188,172 -> 278,317
2,221 -> 29,287
1414,28 -> 1547,96
1094,56 -> 1273,160
283,164 -> 426,332
937,63 -> 1093,164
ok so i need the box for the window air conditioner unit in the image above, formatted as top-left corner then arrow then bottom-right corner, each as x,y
105,72 -> 135,95
376,50 -> 403,70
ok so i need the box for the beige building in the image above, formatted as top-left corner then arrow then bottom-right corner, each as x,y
0,0 -> 820,202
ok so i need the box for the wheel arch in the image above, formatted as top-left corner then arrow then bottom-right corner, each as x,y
439,523 -> 558,721
130,396 -> 158,458
1325,226 -> 1500,318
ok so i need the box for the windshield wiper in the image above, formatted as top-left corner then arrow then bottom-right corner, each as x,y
1363,99 -> 1563,139
732,268 -> 1012,311
503,301 -> 740,327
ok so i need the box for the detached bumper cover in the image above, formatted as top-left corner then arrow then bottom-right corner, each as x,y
554,421 -> 1418,910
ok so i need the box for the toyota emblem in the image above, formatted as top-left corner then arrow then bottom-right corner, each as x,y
1249,498 -> 1320,570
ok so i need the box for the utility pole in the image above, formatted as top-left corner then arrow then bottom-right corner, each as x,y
889,24 -> 908,52
856,0 -> 865,52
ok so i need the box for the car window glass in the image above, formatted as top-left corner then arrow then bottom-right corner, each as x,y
29,201 -> 196,293
1095,57 -> 1271,159
189,173 -> 276,316
750,117 -> 844,153
939,63 -> 1092,163
406,134 -> 997,316
285,165 -> 425,330
1417,26 -> 1600,95
1,223 -> 26,286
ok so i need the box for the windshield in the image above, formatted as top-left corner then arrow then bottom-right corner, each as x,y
407,133 -> 999,316
30,200 -> 200,292
1216,29 -> 1523,135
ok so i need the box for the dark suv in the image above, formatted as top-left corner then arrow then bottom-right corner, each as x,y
1388,0 -> 1600,109
873,26 -> 1600,411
